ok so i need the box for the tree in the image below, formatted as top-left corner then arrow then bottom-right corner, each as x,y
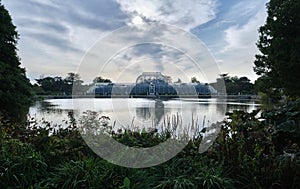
64,72 -> 85,95
35,73 -> 89,95
63,73 -> 82,94
191,77 -> 200,84
219,73 -> 230,83
174,78 -> 182,83
164,75 -> 172,83
237,77 -> 255,94
36,76 -> 66,94
254,0 -> 300,97
64,72 -> 82,85
210,74 -> 255,95
0,2 -> 32,120
92,76 -> 112,84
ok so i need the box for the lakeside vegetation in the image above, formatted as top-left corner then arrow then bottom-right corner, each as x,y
0,0 -> 300,188
1,99 -> 299,188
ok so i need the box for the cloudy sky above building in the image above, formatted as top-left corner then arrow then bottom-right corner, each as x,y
2,0 -> 268,83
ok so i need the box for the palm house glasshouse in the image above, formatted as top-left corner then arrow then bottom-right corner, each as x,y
87,72 -> 217,98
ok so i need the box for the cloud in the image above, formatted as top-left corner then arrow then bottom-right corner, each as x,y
115,0 -> 218,30
216,7 -> 267,80
222,7 -> 267,52
2,0 -> 269,83
3,0 -> 128,49
28,33 -> 82,53
75,23 -> 220,83
191,0 -> 268,48
2,0 -> 129,82
187,0 -> 268,81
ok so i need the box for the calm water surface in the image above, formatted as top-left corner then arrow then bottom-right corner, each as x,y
29,98 -> 259,133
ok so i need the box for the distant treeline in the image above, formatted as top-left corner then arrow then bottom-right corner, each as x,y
33,73 -> 112,95
33,73 -> 256,96
210,74 -> 256,95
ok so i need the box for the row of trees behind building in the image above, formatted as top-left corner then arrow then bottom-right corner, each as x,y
33,73 -> 255,95
33,74 -> 112,95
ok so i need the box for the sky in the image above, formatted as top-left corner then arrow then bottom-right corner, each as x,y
2,0 -> 269,83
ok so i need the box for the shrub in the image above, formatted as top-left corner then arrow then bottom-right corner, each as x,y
0,139 -> 47,188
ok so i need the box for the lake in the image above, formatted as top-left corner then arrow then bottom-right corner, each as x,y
28,98 -> 259,137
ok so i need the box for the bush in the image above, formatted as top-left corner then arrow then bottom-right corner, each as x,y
0,139 -> 47,188
44,158 -> 106,189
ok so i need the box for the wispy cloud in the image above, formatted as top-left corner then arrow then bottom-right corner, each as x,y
190,0 -> 268,81
222,10 -> 267,53
115,0 -> 218,30
217,7 -> 267,80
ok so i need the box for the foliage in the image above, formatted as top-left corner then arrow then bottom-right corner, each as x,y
212,98 -> 300,188
213,109 -> 275,188
262,98 -> 300,153
93,76 -> 112,84
211,74 -> 256,95
254,0 -> 300,97
191,77 -> 200,83
0,2 -> 32,120
1,98 -> 300,188
144,157 -> 235,189
45,158 -> 109,189
0,139 -> 47,188
34,73 -> 113,95
0,115 -> 235,189
35,73 -> 85,95
119,177 -> 131,189
35,76 -> 66,95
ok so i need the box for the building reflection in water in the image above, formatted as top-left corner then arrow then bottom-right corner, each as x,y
135,100 -> 165,126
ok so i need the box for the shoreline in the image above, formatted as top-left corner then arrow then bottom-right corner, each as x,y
34,94 -> 260,101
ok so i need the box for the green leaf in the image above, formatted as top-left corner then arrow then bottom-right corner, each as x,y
124,177 -> 131,188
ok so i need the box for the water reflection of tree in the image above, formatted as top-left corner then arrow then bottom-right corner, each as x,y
216,99 -> 257,115
227,105 -> 248,112
67,110 -> 76,127
33,100 -> 57,112
32,101 -> 77,115
30,100 -> 80,128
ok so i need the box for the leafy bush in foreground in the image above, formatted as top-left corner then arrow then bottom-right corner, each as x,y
0,139 -> 47,188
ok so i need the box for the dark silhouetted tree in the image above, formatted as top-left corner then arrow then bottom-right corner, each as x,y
174,78 -> 182,83
191,77 -> 200,83
254,0 -> 300,97
64,72 -> 83,94
36,76 -> 65,94
211,74 -> 255,95
93,76 -> 112,84
0,2 -> 32,120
